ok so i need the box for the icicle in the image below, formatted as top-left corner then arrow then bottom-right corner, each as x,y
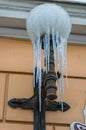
57,37 -> 68,110
57,38 -> 61,70
52,29 -> 57,67
26,3 -> 72,112
55,32 -> 59,68
44,34 -> 48,72
64,41 -> 68,88
47,34 -> 50,72
57,76 -> 64,112
61,37 -> 68,90
33,34 -> 42,112
37,35 -> 42,112
43,34 -> 50,72
56,36 -> 65,111
56,79 -> 60,102
32,40 -> 38,88
60,99 -> 64,112
61,42 -> 65,94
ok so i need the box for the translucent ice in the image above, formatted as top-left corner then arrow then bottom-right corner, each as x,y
26,3 -> 71,111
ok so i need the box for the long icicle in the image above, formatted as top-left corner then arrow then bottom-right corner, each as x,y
32,40 -> 38,88
52,31 -> 57,68
44,34 -> 50,73
35,35 -> 42,112
38,36 -> 42,112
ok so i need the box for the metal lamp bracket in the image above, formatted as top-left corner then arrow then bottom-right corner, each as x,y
8,69 -> 70,130
8,43 -> 70,130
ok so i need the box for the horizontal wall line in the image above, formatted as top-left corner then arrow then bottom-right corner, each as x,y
64,75 -> 86,79
0,70 -> 86,79
0,70 -> 33,75
1,120 -> 70,127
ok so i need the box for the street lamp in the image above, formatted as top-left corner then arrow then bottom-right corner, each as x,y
26,3 -> 71,111
8,3 -> 72,130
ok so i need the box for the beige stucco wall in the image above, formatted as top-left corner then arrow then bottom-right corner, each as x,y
0,37 -> 86,130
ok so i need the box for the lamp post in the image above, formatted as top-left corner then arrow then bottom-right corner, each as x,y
8,3 -> 72,130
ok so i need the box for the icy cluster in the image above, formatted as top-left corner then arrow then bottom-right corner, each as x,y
26,3 -> 71,111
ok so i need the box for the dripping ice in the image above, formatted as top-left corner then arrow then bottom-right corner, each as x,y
32,32 -> 68,111
26,3 -> 72,111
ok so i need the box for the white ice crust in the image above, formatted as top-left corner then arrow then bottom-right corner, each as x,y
26,3 -> 71,41
26,3 -> 72,111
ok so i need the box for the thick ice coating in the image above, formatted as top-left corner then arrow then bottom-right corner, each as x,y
26,3 -> 72,111
26,3 -> 71,41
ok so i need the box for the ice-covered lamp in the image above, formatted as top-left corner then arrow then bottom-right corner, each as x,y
8,4 -> 72,130
26,3 -> 71,111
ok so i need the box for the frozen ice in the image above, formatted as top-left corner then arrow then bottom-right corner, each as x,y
26,3 -> 72,111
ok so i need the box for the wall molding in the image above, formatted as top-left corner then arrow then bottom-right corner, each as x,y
0,27 -> 86,45
0,0 -> 86,44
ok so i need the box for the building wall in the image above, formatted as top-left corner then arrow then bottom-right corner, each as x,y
0,37 -> 86,130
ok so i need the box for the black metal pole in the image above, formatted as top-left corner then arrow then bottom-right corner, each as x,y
40,102 -> 46,130
45,44 -> 57,100
34,108 -> 40,130
8,36 -> 70,130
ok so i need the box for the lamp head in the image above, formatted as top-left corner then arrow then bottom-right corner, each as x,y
26,3 -> 71,42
